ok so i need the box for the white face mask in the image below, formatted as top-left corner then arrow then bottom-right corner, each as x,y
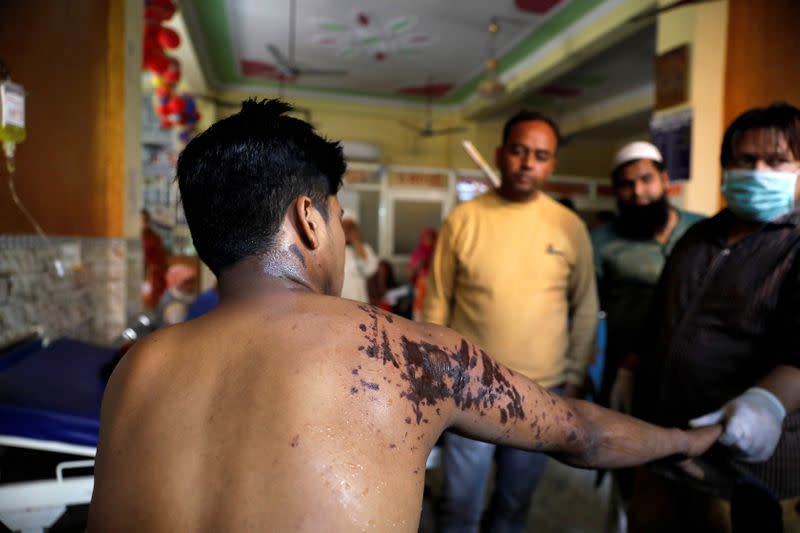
722,169 -> 799,222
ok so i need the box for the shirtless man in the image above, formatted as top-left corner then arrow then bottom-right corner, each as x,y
89,100 -> 720,532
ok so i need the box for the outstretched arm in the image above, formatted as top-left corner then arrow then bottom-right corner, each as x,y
414,322 -> 720,469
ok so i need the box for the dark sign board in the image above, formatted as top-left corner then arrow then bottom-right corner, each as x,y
651,109 -> 692,182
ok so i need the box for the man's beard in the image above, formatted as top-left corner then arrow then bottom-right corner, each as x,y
616,194 -> 670,240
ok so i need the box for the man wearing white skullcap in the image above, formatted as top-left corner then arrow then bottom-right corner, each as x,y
341,208 -> 379,302
589,140 -> 704,529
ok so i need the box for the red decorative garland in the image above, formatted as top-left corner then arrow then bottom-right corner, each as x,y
141,0 -> 200,141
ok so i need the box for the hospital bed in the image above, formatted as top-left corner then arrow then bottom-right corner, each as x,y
0,337 -> 114,533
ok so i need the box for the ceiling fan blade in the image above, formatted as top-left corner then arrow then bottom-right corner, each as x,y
294,67 -> 349,76
427,126 -> 467,137
399,120 -> 421,132
266,44 -> 290,68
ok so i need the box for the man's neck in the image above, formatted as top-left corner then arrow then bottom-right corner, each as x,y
217,255 -> 318,301
496,186 -> 538,204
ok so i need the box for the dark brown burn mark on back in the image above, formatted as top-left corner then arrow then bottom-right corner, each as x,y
288,244 -> 306,267
360,380 -> 379,391
291,435 -> 300,448
359,324 -> 367,332
354,305 -> 526,426
381,330 -> 400,368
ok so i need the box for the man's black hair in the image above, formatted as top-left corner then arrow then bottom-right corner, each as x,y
720,102 -> 800,167
611,158 -> 666,185
176,99 -> 345,276
502,110 -> 562,151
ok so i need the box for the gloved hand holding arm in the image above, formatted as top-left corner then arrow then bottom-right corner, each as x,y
689,387 -> 785,462
689,365 -> 800,463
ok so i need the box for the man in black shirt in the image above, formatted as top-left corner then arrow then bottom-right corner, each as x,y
631,103 -> 800,532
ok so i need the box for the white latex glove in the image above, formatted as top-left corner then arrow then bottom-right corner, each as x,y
609,368 -> 634,414
689,387 -> 786,463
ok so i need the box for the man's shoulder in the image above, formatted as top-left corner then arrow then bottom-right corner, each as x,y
539,195 -> 590,244
541,194 -> 584,224
678,210 -> 719,238
446,191 -> 496,218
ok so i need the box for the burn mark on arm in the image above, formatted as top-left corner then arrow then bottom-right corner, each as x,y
353,305 -> 527,427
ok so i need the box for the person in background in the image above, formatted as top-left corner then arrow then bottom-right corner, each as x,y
141,209 -> 167,310
367,259 -> 398,313
424,110 -> 599,532
406,228 -> 437,321
157,263 -> 198,327
590,141 -> 703,531
592,141 -> 704,412
340,209 -> 379,302
630,103 -> 800,532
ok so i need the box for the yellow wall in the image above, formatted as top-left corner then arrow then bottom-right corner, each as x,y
655,0 -> 728,215
557,139 -> 627,178
209,90 -> 627,181
214,90 -> 490,168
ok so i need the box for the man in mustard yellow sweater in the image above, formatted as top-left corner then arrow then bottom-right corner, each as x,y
424,110 -> 599,532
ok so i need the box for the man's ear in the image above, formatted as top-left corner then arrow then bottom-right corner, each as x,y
661,170 -> 670,187
292,196 -> 321,250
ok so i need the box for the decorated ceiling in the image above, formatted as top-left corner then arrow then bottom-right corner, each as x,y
181,0 -> 620,104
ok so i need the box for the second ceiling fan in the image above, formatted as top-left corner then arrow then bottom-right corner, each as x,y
400,80 -> 467,138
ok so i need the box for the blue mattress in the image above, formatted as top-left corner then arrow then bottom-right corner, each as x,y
0,338 -> 118,448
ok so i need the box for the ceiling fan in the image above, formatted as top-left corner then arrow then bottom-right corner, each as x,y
479,18 -> 507,98
400,81 -> 467,138
629,0 -> 723,23
266,0 -> 348,78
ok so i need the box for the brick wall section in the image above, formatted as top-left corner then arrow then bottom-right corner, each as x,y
0,236 -> 129,347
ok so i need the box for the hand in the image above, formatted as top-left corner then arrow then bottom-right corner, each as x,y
689,387 -> 786,463
685,424 -> 723,458
609,368 -> 633,414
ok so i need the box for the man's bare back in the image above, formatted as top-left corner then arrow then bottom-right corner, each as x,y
90,290 -> 719,532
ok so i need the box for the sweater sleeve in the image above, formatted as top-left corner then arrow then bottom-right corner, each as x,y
565,223 -> 599,385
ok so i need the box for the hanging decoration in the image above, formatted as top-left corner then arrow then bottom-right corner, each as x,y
141,0 -> 200,141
